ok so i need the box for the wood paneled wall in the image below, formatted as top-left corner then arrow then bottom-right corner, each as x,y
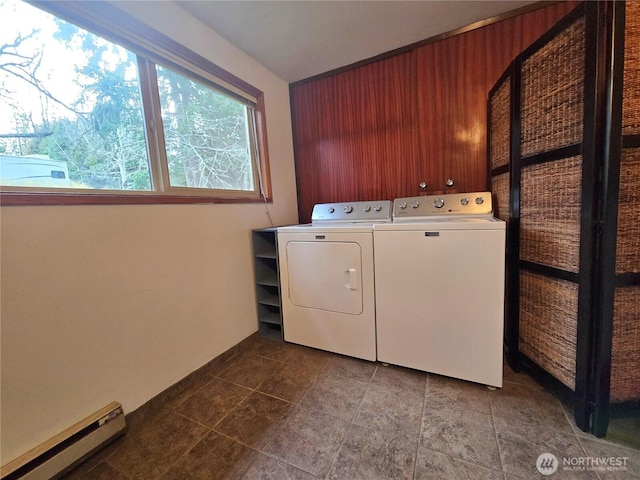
291,1 -> 579,222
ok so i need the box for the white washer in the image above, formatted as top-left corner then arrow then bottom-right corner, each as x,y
374,192 -> 506,387
278,200 -> 392,361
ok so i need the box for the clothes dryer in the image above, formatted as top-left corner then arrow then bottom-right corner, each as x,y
277,201 -> 392,361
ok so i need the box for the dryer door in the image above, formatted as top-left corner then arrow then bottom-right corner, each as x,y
285,241 -> 363,315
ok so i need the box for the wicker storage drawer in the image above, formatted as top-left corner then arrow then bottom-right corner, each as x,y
623,1 -> 640,135
611,285 -> 640,402
489,77 -> 511,171
519,271 -> 578,390
520,156 -> 582,272
616,148 -> 640,274
521,17 -> 585,158
491,172 -> 510,222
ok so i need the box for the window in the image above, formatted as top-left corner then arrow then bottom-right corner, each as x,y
0,0 -> 270,204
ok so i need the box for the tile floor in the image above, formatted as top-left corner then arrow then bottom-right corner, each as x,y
63,335 -> 639,480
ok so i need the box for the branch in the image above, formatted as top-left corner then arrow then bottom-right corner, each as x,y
0,132 -> 53,138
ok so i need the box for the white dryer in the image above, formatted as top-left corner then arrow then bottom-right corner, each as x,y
278,200 -> 392,361
373,192 -> 506,387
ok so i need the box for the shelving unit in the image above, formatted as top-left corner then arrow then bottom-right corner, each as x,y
251,227 -> 283,341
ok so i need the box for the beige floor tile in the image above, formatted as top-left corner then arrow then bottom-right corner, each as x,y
354,383 -> 424,439
414,446 -> 504,480
172,377 -> 251,427
214,391 -> 293,449
161,432 -> 256,480
327,423 -> 417,480
261,405 -> 350,477
494,416 -> 597,479
420,403 -> 501,469
299,372 -> 368,421
106,410 -> 209,480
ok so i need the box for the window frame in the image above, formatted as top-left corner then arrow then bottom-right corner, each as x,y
1,0 -> 272,206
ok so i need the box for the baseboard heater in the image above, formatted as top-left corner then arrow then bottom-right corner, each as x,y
1,402 -> 127,480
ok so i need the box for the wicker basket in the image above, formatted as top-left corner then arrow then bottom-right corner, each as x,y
616,148 -> 640,274
490,77 -> 511,171
520,156 -> 582,272
623,0 -> 640,135
521,17 -> 585,157
610,285 -> 640,402
519,270 -> 578,390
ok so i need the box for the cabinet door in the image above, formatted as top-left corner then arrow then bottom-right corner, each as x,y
416,35 -> 488,194
414,2 -> 579,195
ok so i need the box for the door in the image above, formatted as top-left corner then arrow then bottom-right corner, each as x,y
285,241 -> 363,315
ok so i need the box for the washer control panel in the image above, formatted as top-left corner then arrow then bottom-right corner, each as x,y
312,200 -> 393,223
393,192 -> 493,220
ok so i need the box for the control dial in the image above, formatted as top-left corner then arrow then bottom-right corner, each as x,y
475,197 -> 484,205
328,207 -> 335,213
433,198 -> 445,209
373,205 -> 382,212
343,205 -> 353,213
363,205 -> 371,212
460,198 -> 469,206
411,201 -> 420,208
398,202 -> 407,209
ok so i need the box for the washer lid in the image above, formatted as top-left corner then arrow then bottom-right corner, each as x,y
374,217 -> 505,231
278,223 -> 376,234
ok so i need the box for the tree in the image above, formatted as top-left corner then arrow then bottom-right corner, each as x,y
157,66 -> 253,190
1,0 -> 255,192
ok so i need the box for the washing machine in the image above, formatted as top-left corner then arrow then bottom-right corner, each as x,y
277,200 -> 392,361
373,192 -> 506,387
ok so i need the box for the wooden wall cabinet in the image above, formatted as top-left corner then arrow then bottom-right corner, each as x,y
290,2 -> 577,223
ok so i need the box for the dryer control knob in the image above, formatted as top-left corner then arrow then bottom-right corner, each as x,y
363,205 -> 371,212
433,198 -> 445,208
373,205 -> 382,211
460,198 -> 469,206
411,201 -> 420,208
343,205 -> 353,213
475,197 -> 484,205
328,207 -> 335,213
399,202 -> 407,209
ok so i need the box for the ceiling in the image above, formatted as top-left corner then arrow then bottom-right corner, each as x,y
175,0 -> 538,83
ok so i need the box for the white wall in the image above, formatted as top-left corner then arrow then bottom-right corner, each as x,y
0,1 -> 299,464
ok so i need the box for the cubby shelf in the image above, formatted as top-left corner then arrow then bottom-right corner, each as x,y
251,228 -> 283,341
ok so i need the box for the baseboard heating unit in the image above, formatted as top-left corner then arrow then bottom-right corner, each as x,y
1,402 -> 127,480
